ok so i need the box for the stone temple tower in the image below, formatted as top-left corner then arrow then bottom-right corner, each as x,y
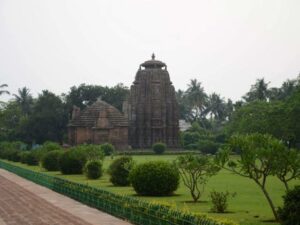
128,54 -> 179,148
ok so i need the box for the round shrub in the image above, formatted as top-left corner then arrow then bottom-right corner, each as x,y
41,150 -> 63,171
41,141 -> 62,151
129,161 -> 180,196
19,151 -> 30,164
59,149 -> 87,174
25,151 -> 39,165
108,156 -> 134,186
152,142 -> 166,154
278,186 -> 300,225
6,150 -> 21,162
101,143 -> 115,156
84,160 -> 103,179
197,140 -> 220,154
77,144 -> 105,161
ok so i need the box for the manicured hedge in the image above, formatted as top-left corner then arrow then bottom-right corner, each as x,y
130,161 -> 180,196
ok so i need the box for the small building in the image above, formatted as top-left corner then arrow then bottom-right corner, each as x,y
68,99 -> 128,149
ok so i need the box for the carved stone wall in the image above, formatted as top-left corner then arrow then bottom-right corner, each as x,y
128,55 -> 179,148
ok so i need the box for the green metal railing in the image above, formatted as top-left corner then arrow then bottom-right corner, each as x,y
0,160 -> 224,225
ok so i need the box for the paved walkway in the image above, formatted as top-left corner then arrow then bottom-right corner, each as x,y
0,169 -> 131,225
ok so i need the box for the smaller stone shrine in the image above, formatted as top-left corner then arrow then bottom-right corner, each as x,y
68,98 -> 128,149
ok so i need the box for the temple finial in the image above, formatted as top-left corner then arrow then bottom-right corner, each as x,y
151,53 -> 155,60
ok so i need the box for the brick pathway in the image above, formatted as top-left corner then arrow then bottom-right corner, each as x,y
0,169 -> 131,225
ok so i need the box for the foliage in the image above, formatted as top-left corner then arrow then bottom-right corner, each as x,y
101,143 -> 115,156
174,154 -> 219,202
13,87 -> 33,115
278,186 -> 300,225
273,148 -> 300,191
152,142 -> 166,154
41,150 -> 63,171
41,141 -> 62,152
210,190 -> 236,213
84,160 -> 103,179
24,151 -> 39,165
0,160 -> 234,225
182,132 -> 201,149
75,144 -> 105,161
26,90 -> 68,144
108,156 -> 134,186
66,83 -> 129,111
198,140 -> 220,154
216,133 -> 287,221
129,161 -> 180,196
19,151 -> 30,164
59,149 -> 87,174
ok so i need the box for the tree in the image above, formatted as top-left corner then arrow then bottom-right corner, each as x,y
243,78 -> 270,102
27,90 -> 68,143
13,87 -> 33,115
205,93 -> 227,123
66,83 -> 129,112
185,79 -> 208,122
0,84 -> 10,96
273,148 -> 300,191
174,154 -> 219,202
216,133 -> 286,221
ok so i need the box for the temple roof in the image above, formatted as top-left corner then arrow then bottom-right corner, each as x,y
140,53 -> 166,69
68,99 -> 128,127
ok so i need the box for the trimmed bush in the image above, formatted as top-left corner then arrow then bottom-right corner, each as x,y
129,161 -> 180,196
59,149 -> 86,174
101,143 -> 115,156
278,186 -> 300,225
25,151 -> 39,165
152,142 -> 166,154
84,160 -> 103,179
77,144 -> 105,161
19,151 -> 30,164
197,140 -> 220,154
41,150 -> 63,171
108,156 -> 134,186
41,141 -> 62,151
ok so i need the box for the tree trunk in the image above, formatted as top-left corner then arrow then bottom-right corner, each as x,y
260,186 -> 278,221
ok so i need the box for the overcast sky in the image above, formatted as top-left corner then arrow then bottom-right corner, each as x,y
0,0 -> 299,102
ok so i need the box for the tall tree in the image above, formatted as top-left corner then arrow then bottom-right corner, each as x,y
0,84 -> 10,96
243,78 -> 270,102
13,87 -> 33,115
185,79 -> 208,122
27,90 -> 68,144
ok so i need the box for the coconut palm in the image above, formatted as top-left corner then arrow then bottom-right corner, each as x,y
0,84 -> 10,96
186,79 -> 208,120
243,78 -> 270,102
13,87 -> 33,115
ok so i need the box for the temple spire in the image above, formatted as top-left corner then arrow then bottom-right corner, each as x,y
151,53 -> 155,60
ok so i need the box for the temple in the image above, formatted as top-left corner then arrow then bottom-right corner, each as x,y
127,54 -> 179,148
68,55 -> 179,149
68,99 -> 128,149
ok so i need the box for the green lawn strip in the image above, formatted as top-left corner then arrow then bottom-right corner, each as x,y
2,155 -> 299,225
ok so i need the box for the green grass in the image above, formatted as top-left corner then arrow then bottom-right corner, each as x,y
3,155 -> 300,225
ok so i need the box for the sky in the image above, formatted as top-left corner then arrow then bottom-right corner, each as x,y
0,0 -> 299,102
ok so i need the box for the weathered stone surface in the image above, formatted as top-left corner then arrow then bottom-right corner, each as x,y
127,54 -> 179,148
68,99 -> 128,149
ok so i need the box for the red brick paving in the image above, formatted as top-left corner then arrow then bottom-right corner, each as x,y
0,174 -> 93,225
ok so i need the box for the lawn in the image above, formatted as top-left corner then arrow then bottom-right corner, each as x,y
3,155 -> 300,225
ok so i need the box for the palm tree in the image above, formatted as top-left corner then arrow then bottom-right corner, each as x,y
206,93 -> 226,121
243,78 -> 270,102
13,87 -> 33,115
0,84 -> 10,96
186,79 -> 208,120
